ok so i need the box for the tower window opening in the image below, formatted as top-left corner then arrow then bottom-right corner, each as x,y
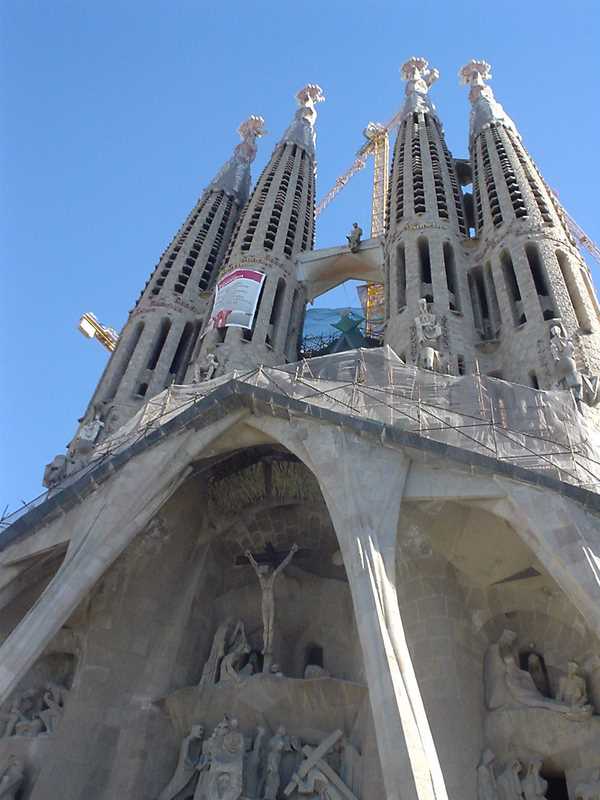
267,278 -> 286,347
529,371 -> 540,389
136,382 -> 148,398
443,242 -> 460,311
500,250 -> 526,325
469,266 -> 493,339
457,354 -> 466,375
146,318 -> 172,370
169,322 -> 194,382
525,243 -> 556,320
581,268 -> 600,323
556,250 -> 592,332
103,320 -> 145,402
417,237 -> 433,302
286,288 -> 304,362
397,243 -> 406,311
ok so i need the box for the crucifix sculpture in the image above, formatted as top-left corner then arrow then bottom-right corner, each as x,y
243,542 -> 299,672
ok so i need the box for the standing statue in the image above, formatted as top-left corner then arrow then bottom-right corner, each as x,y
549,325 -> 582,406
484,630 -> 592,718
199,620 -> 232,687
197,716 -> 244,800
477,750 -> 499,800
556,661 -> 589,708
527,654 -> 550,698
193,353 -> 220,384
0,701 -> 22,739
245,726 -> 266,799
346,223 -> 363,253
521,759 -> 548,800
496,760 -> 523,800
0,756 -> 23,800
415,299 -> 442,371
263,726 -> 291,800
244,544 -> 298,668
158,724 -> 205,800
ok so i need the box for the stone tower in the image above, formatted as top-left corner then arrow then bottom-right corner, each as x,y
460,60 -> 600,388
194,85 -> 325,376
384,57 -> 475,375
78,116 -> 265,438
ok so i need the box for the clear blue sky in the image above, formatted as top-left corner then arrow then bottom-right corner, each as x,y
1,0 -> 599,514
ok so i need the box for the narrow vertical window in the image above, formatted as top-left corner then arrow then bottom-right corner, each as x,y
525,243 -> 556,320
529,371 -> 540,389
397,243 -> 406,310
267,278 -> 286,346
457,355 -> 466,375
484,261 -> 502,334
147,318 -> 172,370
418,237 -> 433,302
500,250 -> 526,325
443,242 -> 460,311
169,322 -> 194,382
104,321 -> 145,401
555,250 -> 592,332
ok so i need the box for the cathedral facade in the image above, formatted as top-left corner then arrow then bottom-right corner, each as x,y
1,58 -> 600,800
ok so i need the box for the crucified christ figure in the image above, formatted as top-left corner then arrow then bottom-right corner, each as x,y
245,544 -> 298,666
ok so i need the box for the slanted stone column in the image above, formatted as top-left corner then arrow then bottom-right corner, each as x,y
247,415 -> 449,800
0,411 -> 247,702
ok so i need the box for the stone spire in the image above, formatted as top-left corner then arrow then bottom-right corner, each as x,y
459,60 -> 518,140
279,84 -> 325,158
66,117 -> 266,450
193,85 -> 325,377
208,115 -> 266,205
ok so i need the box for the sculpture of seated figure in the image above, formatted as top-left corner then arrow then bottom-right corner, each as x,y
484,630 -> 592,719
346,223 -> 362,253
556,661 -> 589,708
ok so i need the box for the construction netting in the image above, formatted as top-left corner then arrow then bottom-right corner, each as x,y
92,347 -> 600,493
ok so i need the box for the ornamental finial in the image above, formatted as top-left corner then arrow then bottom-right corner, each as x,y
400,57 -> 439,97
235,115 -> 267,165
280,84 -> 325,156
459,59 -> 518,139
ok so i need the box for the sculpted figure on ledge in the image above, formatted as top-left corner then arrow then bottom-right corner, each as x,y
484,630 -> 593,719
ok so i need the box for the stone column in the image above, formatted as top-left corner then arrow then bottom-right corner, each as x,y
584,655 -> 600,713
247,416 -> 449,800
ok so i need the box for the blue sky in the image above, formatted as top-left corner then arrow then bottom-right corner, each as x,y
1,0 -> 599,513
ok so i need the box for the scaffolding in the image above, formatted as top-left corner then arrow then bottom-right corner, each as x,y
5,349 -> 599,531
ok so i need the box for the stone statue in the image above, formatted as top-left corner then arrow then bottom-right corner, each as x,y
484,630 -> 592,718
42,454 -> 69,489
346,223 -> 362,253
193,352 -> 219,384
245,726 -> 266,799
521,759 -> 548,800
0,701 -> 22,738
263,725 -> 291,800
459,60 -> 518,141
549,325 -> 582,404
158,724 -> 204,800
556,661 -> 589,708
400,57 -> 440,119
0,756 -> 24,800
296,765 -> 345,800
286,732 -> 358,800
198,716 -> 244,800
74,406 -> 105,452
39,689 -> 63,734
245,544 -> 298,666
415,299 -> 442,371
496,760 -> 523,800
219,621 -> 251,684
199,620 -> 232,687
12,690 -> 43,737
477,749 -> 499,800
575,770 -> 600,800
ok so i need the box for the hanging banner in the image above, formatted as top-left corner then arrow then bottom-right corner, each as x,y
209,268 -> 266,329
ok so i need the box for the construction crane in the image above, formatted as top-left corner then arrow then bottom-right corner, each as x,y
78,312 -> 119,352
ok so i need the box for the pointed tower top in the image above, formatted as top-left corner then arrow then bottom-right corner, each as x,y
280,84 -> 325,157
208,115 -> 267,205
459,60 -> 519,140
398,57 -> 440,123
